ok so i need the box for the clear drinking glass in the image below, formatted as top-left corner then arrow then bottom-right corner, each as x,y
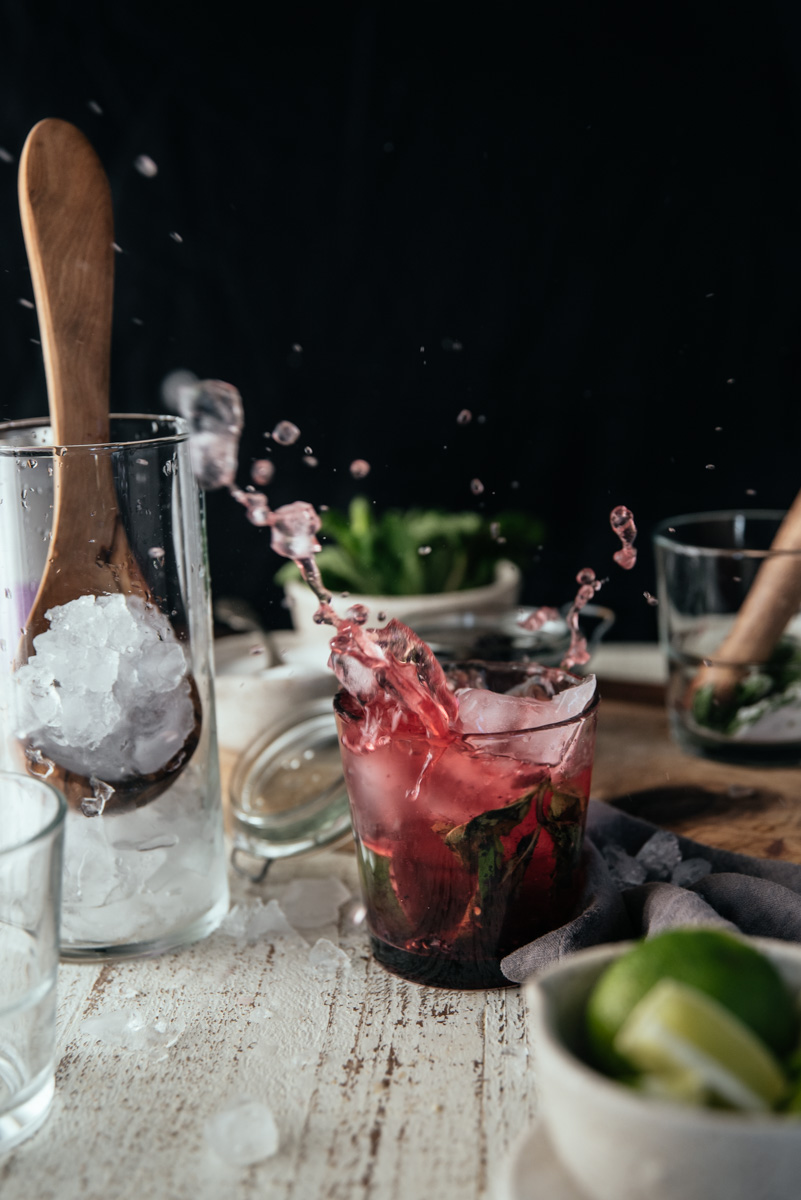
654,510 -> 801,764
0,770 -> 65,1153
0,415 -> 229,957
336,663 -> 598,989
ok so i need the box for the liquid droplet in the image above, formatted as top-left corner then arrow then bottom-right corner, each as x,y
272,421 -> 301,446
349,459 -> 370,479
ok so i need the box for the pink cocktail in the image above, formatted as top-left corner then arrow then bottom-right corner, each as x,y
335,637 -> 598,988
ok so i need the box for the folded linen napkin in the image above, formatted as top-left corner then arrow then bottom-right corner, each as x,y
501,798 -> 801,983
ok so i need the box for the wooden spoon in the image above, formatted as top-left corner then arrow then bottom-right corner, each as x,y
17,118 -> 200,810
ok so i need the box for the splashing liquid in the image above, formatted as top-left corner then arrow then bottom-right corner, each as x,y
610,504 -> 638,569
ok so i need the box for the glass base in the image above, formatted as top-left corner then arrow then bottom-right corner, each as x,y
0,1066 -> 54,1153
59,890 -> 229,962
370,935 -> 513,990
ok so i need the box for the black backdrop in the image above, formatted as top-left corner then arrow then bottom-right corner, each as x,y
2,0 -> 801,639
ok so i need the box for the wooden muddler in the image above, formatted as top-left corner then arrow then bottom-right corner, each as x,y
689,490 -> 801,700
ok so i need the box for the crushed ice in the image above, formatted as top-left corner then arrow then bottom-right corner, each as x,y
14,594 -> 194,782
204,1100 -> 280,1166
220,899 -> 298,943
279,877 -> 351,929
308,938 -> 350,976
80,1009 -> 185,1060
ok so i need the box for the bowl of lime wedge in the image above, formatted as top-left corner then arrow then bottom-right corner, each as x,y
525,930 -> 801,1200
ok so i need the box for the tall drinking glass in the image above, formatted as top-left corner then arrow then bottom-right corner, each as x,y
0,415 -> 229,957
0,771 -> 65,1153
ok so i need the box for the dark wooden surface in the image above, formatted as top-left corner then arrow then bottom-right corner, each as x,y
593,682 -> 801,864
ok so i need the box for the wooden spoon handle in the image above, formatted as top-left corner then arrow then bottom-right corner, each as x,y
18,119 -> 114,446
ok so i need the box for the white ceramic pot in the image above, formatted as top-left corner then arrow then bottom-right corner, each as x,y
281,559 -> 522,671
524,939 -> 801,1200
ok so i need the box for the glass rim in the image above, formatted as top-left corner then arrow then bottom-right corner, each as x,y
0,770 -> 67,857
0,413 -> 189,453
653,509 -> 798,559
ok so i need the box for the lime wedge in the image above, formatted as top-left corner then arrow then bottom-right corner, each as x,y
614,978 -> 788,1112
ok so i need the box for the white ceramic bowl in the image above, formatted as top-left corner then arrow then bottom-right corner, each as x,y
525,939 -> 801,1200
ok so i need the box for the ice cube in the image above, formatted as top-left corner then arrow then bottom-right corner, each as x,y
671,857 -> 713,887
204,1100 -> 279,1166
635,830 -> 682,881
220,899 -> 298,943
602,843 -> 648,888
280,878 -> 351,929
81,1010 -> 184,1059
308,937 -> 350,976
456,673 -> 596,734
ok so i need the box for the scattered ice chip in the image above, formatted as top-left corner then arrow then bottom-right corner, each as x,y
80,1009 -> 184,1058
204,1100 -> 279,1166
308,938 -> 350,976
81,777 -> 115,818
349,459 -> 370,479
470,478 -> 484,495
272,420 -> 300,446
220,899 -> 297,943
635,830 -> 682,881
671,858 -> 713,887
134,155 -> 158,177
602,844 -> 648,888
280,877 -> 351,929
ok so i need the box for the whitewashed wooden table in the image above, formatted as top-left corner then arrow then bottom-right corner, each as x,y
0,848 -> 537,1200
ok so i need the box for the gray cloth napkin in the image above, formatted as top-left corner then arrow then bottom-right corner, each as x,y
501,799 -> 801,983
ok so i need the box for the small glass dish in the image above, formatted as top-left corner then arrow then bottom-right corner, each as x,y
228,697 -> 352,873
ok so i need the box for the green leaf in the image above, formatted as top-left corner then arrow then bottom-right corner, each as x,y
354,840 -> 411,935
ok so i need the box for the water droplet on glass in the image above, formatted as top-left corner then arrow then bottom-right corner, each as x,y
272,421 -> 301,446
349,459 -> 370,479
134,155 -> 158,177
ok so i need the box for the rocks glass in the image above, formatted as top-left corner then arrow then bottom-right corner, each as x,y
654,510 -> 801,764
336,663 -> 598,988
0,415 -> 229,957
